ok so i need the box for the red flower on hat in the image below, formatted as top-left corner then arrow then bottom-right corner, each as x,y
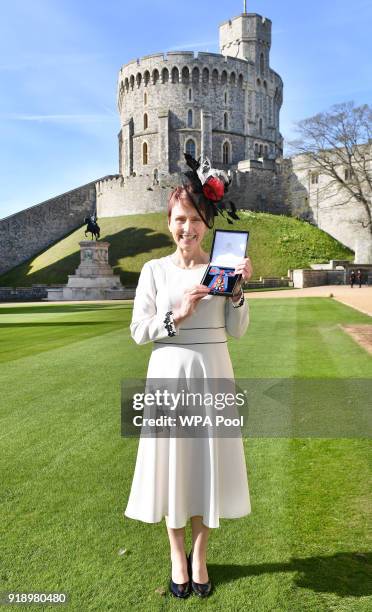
202,176 -> 225,202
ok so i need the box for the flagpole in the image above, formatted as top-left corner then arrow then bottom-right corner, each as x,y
244,0 -> 247,13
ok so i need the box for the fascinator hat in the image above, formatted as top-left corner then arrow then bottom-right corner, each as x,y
182,153 -> 240,228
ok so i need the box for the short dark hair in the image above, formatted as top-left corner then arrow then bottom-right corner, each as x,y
167,184 -> 215,228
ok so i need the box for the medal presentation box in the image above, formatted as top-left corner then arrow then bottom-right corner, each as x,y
200,229 -> 249,297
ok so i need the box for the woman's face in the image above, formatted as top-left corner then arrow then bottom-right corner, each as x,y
168,199 -> 208,251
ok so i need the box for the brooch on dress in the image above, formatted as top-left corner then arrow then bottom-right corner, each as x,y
164,311 -> 177,336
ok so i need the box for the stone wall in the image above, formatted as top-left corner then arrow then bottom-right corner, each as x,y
284,154 -> 372,263
96,161 -> 288,218
0,180 -> 108,276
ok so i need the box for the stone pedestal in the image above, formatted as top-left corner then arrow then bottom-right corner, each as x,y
45,241 -> 128,301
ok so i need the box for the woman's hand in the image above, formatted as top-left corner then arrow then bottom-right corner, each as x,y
232,256 -> 253,299
172,284 -> 211,325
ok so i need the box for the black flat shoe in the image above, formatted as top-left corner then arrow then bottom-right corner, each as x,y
169,555 -> 191,598
187,549 -> 212,597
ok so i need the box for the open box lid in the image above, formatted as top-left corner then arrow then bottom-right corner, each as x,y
209,229 -> 249,268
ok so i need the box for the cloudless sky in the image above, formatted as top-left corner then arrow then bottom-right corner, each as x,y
1,0 -> 371,218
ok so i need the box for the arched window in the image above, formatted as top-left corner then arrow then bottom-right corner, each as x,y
129,75 -> 135,90
182,66 -> 190,84
229,72 -> 236,85
192,66 -> 200,83
222,141 -> 230,164
259,144 -> 263,156
124,78 -> 129,92
162,67 -> 169,83
202,67 -> 209,83
212,69 -> 218,84
223,112 -> 228,130
259,118 -> 263,135
224,90 -> 228,104
143,70 -> 150,86
187,109 -> 193,128
152,69 -> 159,84
264,145 -> 268,157
221,70 -> 227,85
188,88 -> 192,101
142,142 -> 148,165
238,74 -> 244,88
171,67 -> 179,83
144,92 -> 147,105
185,138 -> 196,158
254,143 -> 259,157
136,72 -> 142,87
260,52 -> 265,75
143,113 -> 148,129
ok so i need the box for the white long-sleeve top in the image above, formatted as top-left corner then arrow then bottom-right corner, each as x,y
130,256 -> 249,346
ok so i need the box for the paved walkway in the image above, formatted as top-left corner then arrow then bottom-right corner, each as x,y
1,285 -> 371,317
246,285 -> 372,317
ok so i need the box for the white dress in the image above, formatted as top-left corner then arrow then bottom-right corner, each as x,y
124,255 -> 251,528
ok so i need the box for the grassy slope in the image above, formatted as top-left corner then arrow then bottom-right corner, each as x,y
0,299 -> 371,610
0,210 -> 353,287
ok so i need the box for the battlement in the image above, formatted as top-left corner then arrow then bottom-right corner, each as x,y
119,50 -> 249,75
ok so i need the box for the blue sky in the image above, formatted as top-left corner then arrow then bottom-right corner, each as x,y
1,0 -> 371,219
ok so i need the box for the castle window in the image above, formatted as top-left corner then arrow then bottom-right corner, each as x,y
212,69 -> 218,84
142,142 -> 148,165
152,69 -> 159,84
129,75 -> 135,90
202,67 -> 209,83
222,141 -> 230,164
172,67 -> 179,83
257,78 -> 261,87
221,70 -> 227,85
254,143 -> 259,157
229,72 -> 236,86
143,113 -> 148,130
264,145 -> 268,157
136,72 -> 142,87
182,66 -> 190,84
224,90 -> 228,104
238,74 -> 244,88
260,52 -> 265,75
259,144 -> 263,156
162,67 -> 169,83
144,71 -> 150,86
124,78 -> 129,92
192,66 -> 200,83
311,171 -> 319,184
223,112 -> 228,130
344,167 -> 353,181
144,92 -> 147,105
259,118 -> 263,135
185,138 -> 196,158
263,80 -> 267,90
187,109 -> 193,128
188,88 -> 192,101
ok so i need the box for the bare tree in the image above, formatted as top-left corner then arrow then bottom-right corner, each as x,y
287,101 -> 372,235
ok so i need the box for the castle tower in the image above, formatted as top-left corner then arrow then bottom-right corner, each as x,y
219,12 -> 283,160
96,8 -> 284,218
219,12 -> 272,69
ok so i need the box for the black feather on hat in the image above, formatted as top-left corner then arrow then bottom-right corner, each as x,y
182,153 -> 240,227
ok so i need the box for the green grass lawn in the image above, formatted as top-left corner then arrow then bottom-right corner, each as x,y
0,298 -> 371,611
0,210 -> 353,288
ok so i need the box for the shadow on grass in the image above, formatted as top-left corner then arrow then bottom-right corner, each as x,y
0,305 -> 134,315
211,551 -> 372,597
0,227 -> 172,287
0,321 -> 119,328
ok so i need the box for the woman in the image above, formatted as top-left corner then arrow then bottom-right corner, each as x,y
124,176 -> 253,599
